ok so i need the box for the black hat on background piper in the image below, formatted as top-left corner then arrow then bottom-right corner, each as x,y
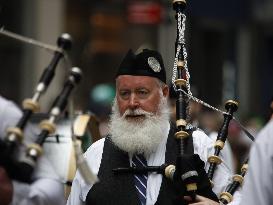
116,49 -> 166,83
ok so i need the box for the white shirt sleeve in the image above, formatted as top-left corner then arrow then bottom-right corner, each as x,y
240,120 -> 273,205
66,138 -> 105,205
8,137 -> 67,205
0,96 -> 22,136
11,178 -> 65,205
65,172 -> 85,205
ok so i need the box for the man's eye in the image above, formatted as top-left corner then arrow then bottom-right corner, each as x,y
137,90 -> 149,98
119,91 -> 130,98
139,91 -> 147,95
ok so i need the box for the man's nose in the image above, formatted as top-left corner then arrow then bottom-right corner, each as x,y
128,94 -> 139,109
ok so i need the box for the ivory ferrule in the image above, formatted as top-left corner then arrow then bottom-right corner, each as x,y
176,119 -> 187,127
27,143 -> 43,157
165,165 -> 176,179
173,0 -> 186,4
241,163 -> 248,173
220,192 -> 233,204
39,120 -> 56,134
225,100 -> 239,107
208,155 -> 222,164
177,61 -> 185,69
214,140 -> 225,149
225,100 -> 239,112
232,174 -> 244,185
175,79 -> 187,87
23,99 -> 40,112
175,130 -> 189,139
7,127 -> 23,142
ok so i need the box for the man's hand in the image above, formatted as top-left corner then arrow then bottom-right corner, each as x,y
0,166 -> 13,205
184,194 -> 220,205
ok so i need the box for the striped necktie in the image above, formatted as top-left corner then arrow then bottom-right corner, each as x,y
132,154 -> 148,205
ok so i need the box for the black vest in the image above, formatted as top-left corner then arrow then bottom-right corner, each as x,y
86,125 -> 218,205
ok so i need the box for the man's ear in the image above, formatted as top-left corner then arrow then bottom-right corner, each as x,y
162,85 -> 169,97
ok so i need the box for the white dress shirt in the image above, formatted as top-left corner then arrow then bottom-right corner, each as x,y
67,123 -> 241,205
240,119 -> 273,205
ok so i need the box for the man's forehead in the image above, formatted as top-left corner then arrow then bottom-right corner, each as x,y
116,75 -> 158,88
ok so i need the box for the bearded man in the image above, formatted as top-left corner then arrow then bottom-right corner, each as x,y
67,49 -> 241,205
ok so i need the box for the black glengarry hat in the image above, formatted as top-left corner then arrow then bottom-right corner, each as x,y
116,49 -> 166,83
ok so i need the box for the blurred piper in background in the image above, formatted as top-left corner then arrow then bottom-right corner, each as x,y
0,95 -> 66,205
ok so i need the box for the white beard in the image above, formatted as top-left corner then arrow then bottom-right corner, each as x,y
109,95 -> 170,156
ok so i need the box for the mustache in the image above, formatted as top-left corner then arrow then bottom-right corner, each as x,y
122,108 -> 154,118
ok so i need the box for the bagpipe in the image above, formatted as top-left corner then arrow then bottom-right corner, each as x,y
165,1 -> 255,204
0,29 -> 97,185
114,0 -> 255,204
164,1 -> 254,204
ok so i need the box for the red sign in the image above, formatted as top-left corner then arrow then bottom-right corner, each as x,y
127,1 -> 163,25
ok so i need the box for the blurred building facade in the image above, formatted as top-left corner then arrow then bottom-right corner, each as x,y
0,0 -> 272,121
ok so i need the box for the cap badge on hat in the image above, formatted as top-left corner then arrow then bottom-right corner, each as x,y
148,57 -> 161,72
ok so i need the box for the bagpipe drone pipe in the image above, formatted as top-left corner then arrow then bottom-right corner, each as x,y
16,67 -> 82,183
0,32 -> 75,183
